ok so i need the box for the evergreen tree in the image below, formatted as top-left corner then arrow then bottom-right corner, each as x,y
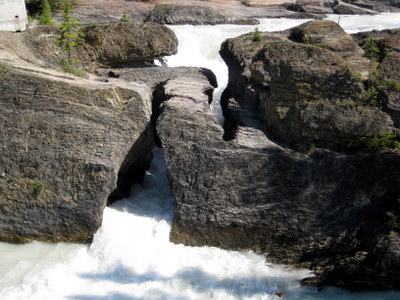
55,1 -> 83,64
39,0 -> 55,25
120,11 -> 132,23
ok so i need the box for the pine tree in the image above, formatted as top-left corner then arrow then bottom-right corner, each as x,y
55,1 -> 83,64
120,11 -> 132,23
39,0 -> 55,25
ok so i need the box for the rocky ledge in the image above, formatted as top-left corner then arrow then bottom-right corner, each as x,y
156,21 -> 400,289
0,21 -> 213,243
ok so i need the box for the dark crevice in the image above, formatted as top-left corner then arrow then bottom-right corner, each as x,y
151,80 -> 169,148
107,78 -> 172,205
107,123 -> 155,205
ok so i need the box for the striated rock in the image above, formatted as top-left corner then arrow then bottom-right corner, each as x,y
156,65 -> 400,290
144,4 -> 258,25
0,22 -> 178,71
220,21 -> 397,149
287,20 -> 370,78
80,22 -> 178,67
0,65 -> 154,243
332,0 -> 377,14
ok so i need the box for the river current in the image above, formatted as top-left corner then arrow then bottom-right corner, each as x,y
1,14 -> 400,300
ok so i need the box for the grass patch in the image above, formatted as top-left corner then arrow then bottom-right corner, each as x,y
386,79 -> 400,91
31,182 -> 45,199
338,132 -> 400,152
120,11 -> 132,23
61,61 -> 86,77
0,64 -> 10,73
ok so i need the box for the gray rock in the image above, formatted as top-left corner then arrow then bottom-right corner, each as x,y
332,0 -> 377,14
0,23 -> 178,71
0,65 -> 154,243
220,21 -> 396,149
145,5 -> 258,25
80,22 -> 178,67
156,65 -> 400,290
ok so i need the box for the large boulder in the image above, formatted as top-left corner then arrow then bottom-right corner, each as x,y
220,21 -> 397,149
286,20 -> 370,78
0,22 -> 178,71
156,67 -> 400,289
0,65 -> 154,243
80,22 -> 178,67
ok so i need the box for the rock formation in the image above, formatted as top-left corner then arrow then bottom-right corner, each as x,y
155,21 -> 400,289
0,64 -> 154,243
34,0 -> 399,26
0,22 -> 177,72
1,5 -> 400,291
220,20 -> 398,149
0,20 -> 180,243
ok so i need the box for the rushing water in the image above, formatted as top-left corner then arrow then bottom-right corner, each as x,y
1,14 -> 400,300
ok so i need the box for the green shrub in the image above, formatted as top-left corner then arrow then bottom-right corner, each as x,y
386,79 -> 400,91
252,27 -> 262,42
49,0 -> 76,11
338,132 -> 400,152
364,37 -> 380,61
61,61 -> 86,77
56,1 -> 83,64
31,182 -> 45,199
241,0 -> 251,7
38,0 -> 55,25
120,11 -> 132,23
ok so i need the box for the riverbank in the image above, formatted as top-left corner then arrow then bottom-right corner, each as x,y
53,0 -> 400,25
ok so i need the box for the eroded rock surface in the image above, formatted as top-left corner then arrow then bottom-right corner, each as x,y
156,63 -> 400,290
0,65 -> 153,243
0,22 -> 178,71
220,20 -> 398,149
155,20 -> 400,290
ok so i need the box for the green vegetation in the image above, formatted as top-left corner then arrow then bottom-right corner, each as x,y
241,0 -> 251,7
26,0 -> 76,16
56,1 -> 85,77
31,182 -> 45,199
363,37 -> 380,61
362,66 -> 400,106
0,64 -> 10,73
338,132 -> 400,152
61,61 -> 86,77
252,27 -> 262,42
48,0 -> 76,11
386,79 -> 400,91
120,11 -> 132,23
39,0 -> 55,25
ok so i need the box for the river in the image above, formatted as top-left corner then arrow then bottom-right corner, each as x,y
1,14 -> 400,300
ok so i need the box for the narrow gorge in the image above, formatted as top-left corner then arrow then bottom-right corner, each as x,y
1,3 -> 400,298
